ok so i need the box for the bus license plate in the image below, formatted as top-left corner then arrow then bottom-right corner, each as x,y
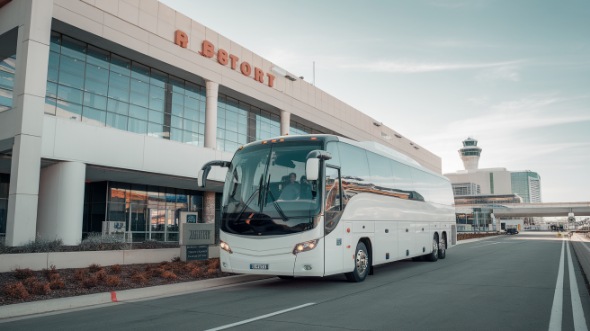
250,263 -> 269,270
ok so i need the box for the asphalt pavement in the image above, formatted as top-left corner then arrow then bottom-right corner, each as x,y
2,232 -> 589,323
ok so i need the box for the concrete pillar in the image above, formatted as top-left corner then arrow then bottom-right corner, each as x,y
204,80 -> 219,149
203,191 -> 216,224
4,0 -> 53,246
280,109 -> 290,136
37,161 -> 86,245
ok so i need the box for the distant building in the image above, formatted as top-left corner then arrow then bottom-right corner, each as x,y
445,137 -> 542,231
445,138 -> 542,203
459,137 -> 482,171
511,171 -> 542,203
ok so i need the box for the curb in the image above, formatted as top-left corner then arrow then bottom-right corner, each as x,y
0,274 -> 273,321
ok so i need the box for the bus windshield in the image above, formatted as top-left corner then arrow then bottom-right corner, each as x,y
221,141 -> 322,236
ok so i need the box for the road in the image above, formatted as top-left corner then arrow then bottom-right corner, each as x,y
2,231 -> 589,330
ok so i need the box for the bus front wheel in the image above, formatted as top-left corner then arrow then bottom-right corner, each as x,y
345,241 -> 370,282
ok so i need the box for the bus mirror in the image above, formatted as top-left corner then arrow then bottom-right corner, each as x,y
198,169 -> 206,188
306,158 -> 320,181
198,160 -> 230,188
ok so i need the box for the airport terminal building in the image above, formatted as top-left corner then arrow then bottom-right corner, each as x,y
0,0 -> 441,246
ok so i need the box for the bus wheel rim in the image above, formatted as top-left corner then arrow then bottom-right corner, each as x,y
356,249 -> 368,274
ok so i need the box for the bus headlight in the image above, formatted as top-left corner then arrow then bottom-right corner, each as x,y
220,241 -> 233,254
293,239 -> 319,255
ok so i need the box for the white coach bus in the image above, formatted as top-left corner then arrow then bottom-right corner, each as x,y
199,135 -> 456,282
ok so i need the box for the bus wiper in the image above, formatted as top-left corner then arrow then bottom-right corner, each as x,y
233,186 -> 260,225
267,188 -> 288,222
260,174 -> 271,212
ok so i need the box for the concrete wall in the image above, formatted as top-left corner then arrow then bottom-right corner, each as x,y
0,247 -> 221,272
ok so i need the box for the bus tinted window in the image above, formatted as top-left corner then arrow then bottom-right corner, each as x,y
367,151 -> 394,191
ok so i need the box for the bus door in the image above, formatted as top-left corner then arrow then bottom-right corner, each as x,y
323,165 -> 345,275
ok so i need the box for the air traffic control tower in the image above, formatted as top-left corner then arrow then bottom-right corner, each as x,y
459,137 -> 482,171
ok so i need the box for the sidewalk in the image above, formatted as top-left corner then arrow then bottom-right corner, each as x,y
571,233 -> 590,287
0,274 -> 272,321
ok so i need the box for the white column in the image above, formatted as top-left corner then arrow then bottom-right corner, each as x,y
4,0 -> 53,246
37,162 -> 86,245
280,109 -> 291,136
204,80 -> 219,149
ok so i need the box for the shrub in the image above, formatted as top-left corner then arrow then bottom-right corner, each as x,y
106,275 -> 121,287
21,238 -> 64,253
95,269 -> 108,282
131,272 -> 148,285
74,269 -> 87,281
82,275 -> 98,288
14,268 -> 35,280
31,281 -> 51,295
110,264 -> 122,274
49,278 -> 65,290
190,267 -> 203,278
4,282 -> 29,299
79,233 -> 127,251
49,273 -> 61,282
160,270 -> 177,280
206,268 -> 218,277
22,276 -> 38,289
43,265 -> 59,280
208,259 -> 220,270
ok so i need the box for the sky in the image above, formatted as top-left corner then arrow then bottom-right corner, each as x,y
160,0 -> 590,203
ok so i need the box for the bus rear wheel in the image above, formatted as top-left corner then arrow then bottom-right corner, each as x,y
345,241 -> 370,282
426,235 -> 439,262
438,235 -> 447,259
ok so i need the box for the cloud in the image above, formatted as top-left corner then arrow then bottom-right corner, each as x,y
476,65 -> 521,82
339,60 -> 521,74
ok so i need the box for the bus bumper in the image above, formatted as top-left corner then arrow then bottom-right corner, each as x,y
220,241 -> 325,277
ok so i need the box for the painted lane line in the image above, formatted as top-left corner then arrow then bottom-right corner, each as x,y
549,239 -> 565,331
566,242 -> 589,331
205,302 -> 316,331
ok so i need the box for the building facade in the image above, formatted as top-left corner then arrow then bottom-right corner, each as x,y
0,0 -> 441,246
511,171 -> 542,203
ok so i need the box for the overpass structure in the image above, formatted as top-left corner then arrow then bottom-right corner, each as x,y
461,202 -> 590,218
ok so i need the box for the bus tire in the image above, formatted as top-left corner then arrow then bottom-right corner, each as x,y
438,234 -> 447,259
426,235 -> 439,262
345,241 -> 370,282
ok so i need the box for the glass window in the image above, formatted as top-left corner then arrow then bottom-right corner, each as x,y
82,106 -> 106,126
131,62 -> 150,82
107,98 -> 128,115
129,104 -> 148,121
83,92 -> 107,110
106,112 -> 127,130
45,32 -> 207,145
111,54 -> 131,76
130,79 -> 149,107
58,54 -> 85,88
61,36 -> 86,61
86,45 -> 109,68
108,73 -> 130,102
148,109 -> 165,124
57,85 -> 83,105
47,51 -> 59,83
128,117 -> 147,134
85,63 -> 109,96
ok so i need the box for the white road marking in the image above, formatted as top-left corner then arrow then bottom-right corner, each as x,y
205,302 -> 316,331
566,241 -> 588,331
549,239 -> 565,331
